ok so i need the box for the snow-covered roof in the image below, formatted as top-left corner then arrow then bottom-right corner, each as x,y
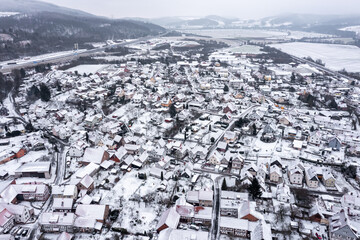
156,207 -> 180,231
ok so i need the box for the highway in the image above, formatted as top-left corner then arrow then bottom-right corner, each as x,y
0,32 -> 169,74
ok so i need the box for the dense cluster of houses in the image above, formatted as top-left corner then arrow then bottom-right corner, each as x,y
0,36 -> 358,240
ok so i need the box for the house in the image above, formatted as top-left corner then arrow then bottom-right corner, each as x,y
263,123 -> 277,134
111,146 -> 127,163
220,198 -> 243,218
0,208 -> 14,234
220,217 -> 249,238
0,147 -> 27,165
75,204 -> 109,223
14,162 -> 51,179
322,170 -> 336,188
189,145 -> 207,160
329,209 -> 360,240
341,192 -> 360,210
208,151 -> 223,165
308,202 -> 327,224
217,141 -> 228,152
63,185 -> 78,199
124,144 -> 140,155
131,151 -> 149,169
186,190 -> 213,207
278,115 -> 293,126
76,175 -> 95,193
223,103 -> 237,114
238,201 -> 261,222
69,145 -> 85,158
0,184 -> 50,203
81,148 -> 109,165
308,131 -> 322,146
158,229 -> 208,240
52,198 -> 74,212
231,154 -> 244,170
293,140 -> 303,150
84,114 -> 102,128
305,168 -> 319,188
39,212 -> 76,233
328,137 -> 341,151
156,207 -> 180,233
223,131 -> 237,143
176,205 -> 212,226
257,164 -> 268,181
250,220 -> 272,240
276,183 -> 291,203
199,190 -> 213,207
0,204 -> 32,223
269,165 -> 282,183
288,167 -> 303,185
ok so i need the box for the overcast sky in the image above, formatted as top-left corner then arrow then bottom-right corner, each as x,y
40,0 -> 360,19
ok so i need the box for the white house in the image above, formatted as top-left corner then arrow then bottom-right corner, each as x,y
269,165 -> 282,183
305,168 -> 319,188
276,183 -> 291,203
288,167 -> 303,185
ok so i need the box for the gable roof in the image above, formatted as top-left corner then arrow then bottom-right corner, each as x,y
156,207 -> 180,231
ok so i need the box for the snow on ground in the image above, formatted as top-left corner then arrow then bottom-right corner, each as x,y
183,29 -> 288,39
67,64 -> 109,74
94,56 -> 127,61
183,29 -> 331,40
340,25 -> 360,35
225,45 -> 264,54
270,42 -> 360,72
102,170 -> 143,202
0,12 -> 19,17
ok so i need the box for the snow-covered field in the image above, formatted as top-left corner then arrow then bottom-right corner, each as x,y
67,64 -> 108,74
183,29 -> 287,39
270,42 -> 360,72
0,12 -> 19,17
183,29 -> 332,40
340,25 -> 360,35
225,45 -> 264,54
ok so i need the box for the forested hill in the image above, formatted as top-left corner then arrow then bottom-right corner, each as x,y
0,0 -> 165,61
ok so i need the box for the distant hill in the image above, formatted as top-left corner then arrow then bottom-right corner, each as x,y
136,16 -> 238,29
0,0 -> 165,61
0,0 -> 95,17
260,14 -> 360,37
132,14 -> 360,36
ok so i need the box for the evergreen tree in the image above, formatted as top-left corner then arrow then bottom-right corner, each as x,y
27,85 -> 41,101
20,68 -> 26,78
291,72 -> 296,82
221,178 -> 228,190
223,85 -> 229,92
40,83 -> 51,102
169,104 -> 177,118
310,126 -> 315,132
248,178 -> 262,200
252,124 -> 257,135
160,171 -> 164,181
